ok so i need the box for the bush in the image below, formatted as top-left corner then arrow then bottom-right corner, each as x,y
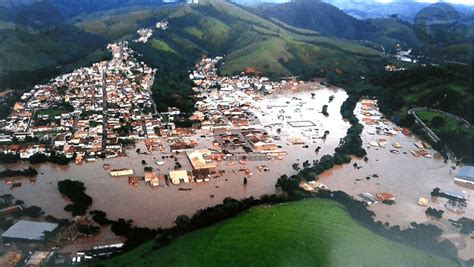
0,167 -> 37,178
425,207 -> 444,219
57,180 -> 93,216
90,210 -> 112,226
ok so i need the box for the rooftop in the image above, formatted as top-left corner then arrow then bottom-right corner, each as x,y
2,220 -> 58,241
187,149 -> 217,170
456,166 -> 474,180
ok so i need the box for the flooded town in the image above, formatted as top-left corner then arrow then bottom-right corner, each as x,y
0,44 -> 473,264
0,43 -> 354,264
0,47 -> 351,225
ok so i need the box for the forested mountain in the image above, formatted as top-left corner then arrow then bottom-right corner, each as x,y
253,0 -> 371,40
252,0 -> 473,60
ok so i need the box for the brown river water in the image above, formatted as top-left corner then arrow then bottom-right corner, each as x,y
0,86 -> 349,228
2,86 -> 473,259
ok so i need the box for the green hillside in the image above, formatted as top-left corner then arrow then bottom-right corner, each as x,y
72,0 -> 387,112
366,17 -> 422,51
107,199 -> 456,266
77,0 -> 385,80
0,24 -> 107,90
253,0 -> 371,40
252,0 -> 473,61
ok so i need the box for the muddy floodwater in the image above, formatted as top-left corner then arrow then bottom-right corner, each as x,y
0,86 -> 349,228
319,101 -> 474,260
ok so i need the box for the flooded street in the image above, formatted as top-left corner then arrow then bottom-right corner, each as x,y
0,86 -> 349,228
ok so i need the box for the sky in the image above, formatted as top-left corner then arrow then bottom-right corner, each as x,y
377,0 -> 474,4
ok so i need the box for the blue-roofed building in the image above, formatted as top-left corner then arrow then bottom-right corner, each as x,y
454,166 -> 474,185
2,220 -> 58,242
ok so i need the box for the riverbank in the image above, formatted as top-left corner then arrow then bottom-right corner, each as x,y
106,199 -> 457,266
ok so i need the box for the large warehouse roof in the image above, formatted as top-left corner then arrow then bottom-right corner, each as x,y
456,166 -> 474,182
2,220 -> 58,241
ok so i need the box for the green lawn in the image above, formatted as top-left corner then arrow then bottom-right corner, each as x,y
106,199 -> 456,266
417,111 -> 462,133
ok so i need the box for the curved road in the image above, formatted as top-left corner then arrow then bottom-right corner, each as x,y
408,108 -> 473,128
408,107 -> 473,161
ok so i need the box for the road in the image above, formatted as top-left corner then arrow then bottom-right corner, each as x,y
101,70 -> 108,151
408,107 -> 472,161
408,108 -> 441,143
408,108 -> 472,129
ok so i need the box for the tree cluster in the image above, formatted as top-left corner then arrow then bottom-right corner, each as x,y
57,180 -> 93,216
0,167 -> 37,178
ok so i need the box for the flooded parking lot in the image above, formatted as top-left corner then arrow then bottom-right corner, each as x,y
0,86 -> 349,228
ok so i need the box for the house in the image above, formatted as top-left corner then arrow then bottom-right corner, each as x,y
169,140 -> 197,152
186,149 -> 217,179
245,133 -> 277,152
169,170 -> 190,185
376,192 -> 395,202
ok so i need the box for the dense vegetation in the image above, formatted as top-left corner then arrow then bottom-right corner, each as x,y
0,25 -> 108,90
253,0 -> 372,40
0,151 -> 74,165
416,110 -> 474,163
0,167 -> 37,178
425,207 -> 444,219
57,180 -> 93,216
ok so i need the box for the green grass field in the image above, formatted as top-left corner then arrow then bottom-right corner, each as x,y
417,111 -> 462,133
106,199 -> 456,266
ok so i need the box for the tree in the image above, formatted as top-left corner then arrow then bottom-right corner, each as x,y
431,116 -> 444,128
175,215 -> 191,231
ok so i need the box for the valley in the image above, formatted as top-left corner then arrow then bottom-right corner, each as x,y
0,0 -> 473,266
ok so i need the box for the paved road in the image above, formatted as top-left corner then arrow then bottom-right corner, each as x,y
408,107 -> 472,161
408,108 -> 441,143
408,108 -> 472,129
101,70 -> 108,150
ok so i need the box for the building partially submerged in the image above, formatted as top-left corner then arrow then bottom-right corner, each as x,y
455,166 -> 474,185
2,220 -> 58,242
169,170 -> 191,185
